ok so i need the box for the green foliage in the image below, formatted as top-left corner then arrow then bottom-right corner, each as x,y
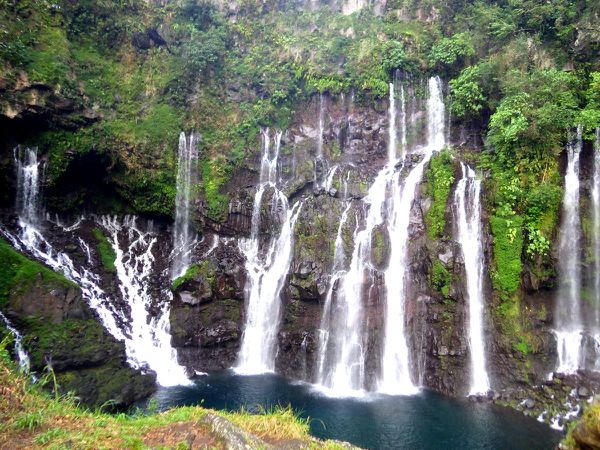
182,27 -> 228,78
430,259 -> 452,298
426,150 -> 454,239
449,65 -> 485,119
428,33 -> 475,69
488,69 -> 578,170
172,262 -> 211,291
579,72 -> 600,137
92,228 -> 116,273
382,40 -> 412,74
490,215 -> 524,295
200,157 -> 230,222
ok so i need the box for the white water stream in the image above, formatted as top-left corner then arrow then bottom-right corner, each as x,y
454,163 -> 490,395
236,129 -> 303,374
171,132 -> 199,279
6,147 -> 189,386
555,125 -> 584,373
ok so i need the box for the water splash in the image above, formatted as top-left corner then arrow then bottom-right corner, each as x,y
454,163 -> 490,395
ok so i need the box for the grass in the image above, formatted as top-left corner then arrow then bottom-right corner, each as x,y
0,340 -> 346,449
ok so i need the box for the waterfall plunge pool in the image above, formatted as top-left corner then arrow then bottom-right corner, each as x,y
142,372 -> 561,450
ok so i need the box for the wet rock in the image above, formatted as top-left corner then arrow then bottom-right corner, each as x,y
579,386 -> 591,398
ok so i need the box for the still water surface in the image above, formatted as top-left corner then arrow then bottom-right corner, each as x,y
147,372 -> 561,450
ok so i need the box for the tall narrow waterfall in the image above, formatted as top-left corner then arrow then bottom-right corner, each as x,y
315,200 -> 352,387
555,125 -> 583,373
454,163 -> 490,395
171,132 -> 198,279
236,129 -> 303,374
14,146 -> 42,225
9,148 -> 189,386
592,128 -> 600,337
314,94 -> 328,189
378,76 -> 446,394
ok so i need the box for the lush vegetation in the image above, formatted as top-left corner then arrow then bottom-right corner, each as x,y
1,0 -> 598,221
0,340 -> 345,449
425,150 -> 455,240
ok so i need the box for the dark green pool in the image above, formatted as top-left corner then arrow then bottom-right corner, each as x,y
146,372 -> 561,450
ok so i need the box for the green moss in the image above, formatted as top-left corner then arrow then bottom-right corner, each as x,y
489,215 -> 524,295
0,239 -> 74,308
92,228 -> 116,273
426,150 -> 455,239
26,27 -> 71,86
172,261 -> 215,292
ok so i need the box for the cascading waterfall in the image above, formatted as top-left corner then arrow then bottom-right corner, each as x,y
0,310 -> 31,374
236,129 -> 303,374
171,132 -> 199,280
378,77 -> 446,394
555,125 -> 584,373
315,77 -> 445,396
99,215 -> 190,386
7,147 -> 189,386
454,163 -> 490,395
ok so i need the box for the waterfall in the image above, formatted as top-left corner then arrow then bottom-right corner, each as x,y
314,94 -> 329,189
14,146 -> 42,225
0,310 -> 31,374
99,215 -> 190,386
171,132 -> 199,280
315,200 -> 353,387
555,125 -> 583,373
8,148 -> 189,386
454,163 -> 490,395
378,77 -> 446,394
315,77 -> 446,396
236,129 -> 303,374
592,128 -> 600,347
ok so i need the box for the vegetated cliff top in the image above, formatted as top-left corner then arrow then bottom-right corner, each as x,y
0,342 -> 356,449
1,0 -> 598,220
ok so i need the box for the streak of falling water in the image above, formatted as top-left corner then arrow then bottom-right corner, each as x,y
0,310 -> 31,374
454,163 -> 490,395
171,132 -> 199,280
555,125 -> 583,374
8,147 -> 189,387
236,129 -> 303,374
378,77 -> 446,394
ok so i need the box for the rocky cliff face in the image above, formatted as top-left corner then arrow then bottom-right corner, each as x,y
0,226 -> 155,409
